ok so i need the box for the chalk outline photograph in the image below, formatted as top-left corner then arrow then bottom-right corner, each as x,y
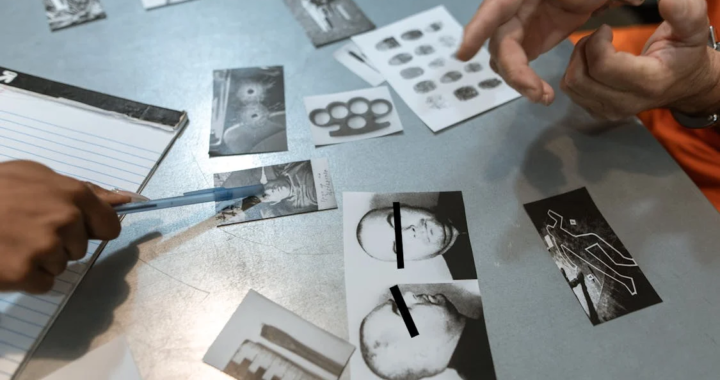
523,188 -> 662,325
352,281 -> 496,380
204,290 -> 355,380
44,0 -> 106,31
284,0 -> 375,47
214,159 -> 336,226
209,66 -> 287,156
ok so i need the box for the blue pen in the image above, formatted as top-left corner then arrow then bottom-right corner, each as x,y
114,184 -> 265,215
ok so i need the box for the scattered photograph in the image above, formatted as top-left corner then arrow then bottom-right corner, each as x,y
284,0 -> 375,47
524,187 -> 662,325
352,6 -> 520,132
304,86 -> 403,146
214,159 -> 337,226
333,42 -> 385,86
343,192 -> 478,282
44,0 -> 106,31
141,0 -> 195,9
347,281 -> 496,380
209,66 -> 287,157
204,290 -> 355,380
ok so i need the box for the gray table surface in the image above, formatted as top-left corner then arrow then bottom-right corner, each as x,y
2,0 -> 720,379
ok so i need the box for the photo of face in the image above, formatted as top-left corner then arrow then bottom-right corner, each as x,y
360,291 -> 465,379
347,282 -> 495,380
344,192 -> 478,282
357,205 -> 458,261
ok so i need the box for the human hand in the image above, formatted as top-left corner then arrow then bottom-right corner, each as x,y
457,0 -> 644,105
561,0 -> 718,120
0,161 -> 130,293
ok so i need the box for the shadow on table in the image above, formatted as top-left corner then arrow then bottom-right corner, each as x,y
28,231 -> 161,364
484,79 -> 718,266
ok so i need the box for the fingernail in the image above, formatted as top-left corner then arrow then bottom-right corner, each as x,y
111,189 -> 150,202
542,94 -> 551,106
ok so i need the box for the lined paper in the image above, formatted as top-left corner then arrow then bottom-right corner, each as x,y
0,86 -> 176,379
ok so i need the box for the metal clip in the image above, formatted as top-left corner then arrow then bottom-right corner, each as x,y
710,26 -> 719,50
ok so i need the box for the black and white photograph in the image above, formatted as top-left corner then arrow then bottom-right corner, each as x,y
204,290 -> 355,380
304,86 -> 403,146
141,0 -> 194,9
344,192 -> 478,282
524,188 -> 662,325
284,0 -> 375,47
209,66 -> 287,157
214,159 -> 337,226
44,0 -> 106,31
347,281 -> 496,380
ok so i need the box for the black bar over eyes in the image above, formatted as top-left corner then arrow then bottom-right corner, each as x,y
390,285 -> 419,338
393,202 -> 404,269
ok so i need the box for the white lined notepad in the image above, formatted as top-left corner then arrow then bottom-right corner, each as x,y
0,83 -> 182,379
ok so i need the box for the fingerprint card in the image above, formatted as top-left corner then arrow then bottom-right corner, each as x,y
303,86 -> 403,147
352,6 -> 520,132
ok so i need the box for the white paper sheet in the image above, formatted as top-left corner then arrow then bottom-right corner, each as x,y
304,86 -> 403,146
352,6 -> 520,132
41,337 -> 141,380
0,86 -> 176,380
333,42 -> 385,86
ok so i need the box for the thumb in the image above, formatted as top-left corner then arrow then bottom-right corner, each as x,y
84,183 -> 147,206
659,0 -> 709,44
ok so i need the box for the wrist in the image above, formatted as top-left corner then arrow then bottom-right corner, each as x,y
670,47 -> 720,116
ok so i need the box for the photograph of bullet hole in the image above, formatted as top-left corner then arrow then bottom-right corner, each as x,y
479,78 -> 503,89
389,53 -> 413,66
400,67 -> 424,80
401,29 -> 423,41
440,71 -> 462,84
438,35 -> 457,48
414,80 -> 437,94
209,66 -> 287,157
414,45 -> 435,56
429,58 -> 445,69
376,37 -> 400,51
465,62 -> 483,73
454,86 -> 479,101
425,21 -> 442,32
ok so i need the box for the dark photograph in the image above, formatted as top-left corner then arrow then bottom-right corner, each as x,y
209,66 -> 287,156
204,290 -> 354,380
44,0 -> 106,31
352,281 -> 496,380
214,159 -> 337,226
524,188 -> 662,325
284,0 -> 375,47
344,192 -> 478,281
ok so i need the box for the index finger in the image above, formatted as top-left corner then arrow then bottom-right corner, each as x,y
72,183 -> 122,240
457,0 -> 522,61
